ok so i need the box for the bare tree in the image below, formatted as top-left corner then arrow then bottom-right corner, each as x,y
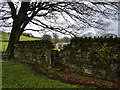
0,0 -> 119,58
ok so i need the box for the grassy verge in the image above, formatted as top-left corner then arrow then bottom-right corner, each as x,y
2,60 -> 80,88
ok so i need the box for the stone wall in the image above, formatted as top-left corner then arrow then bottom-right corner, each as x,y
14,40 -> 54,67
14,37 -> 120,80
59,37 -> 120,80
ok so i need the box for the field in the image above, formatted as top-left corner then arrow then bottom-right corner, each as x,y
0,32 -> 41,52
2,60 -> 80,88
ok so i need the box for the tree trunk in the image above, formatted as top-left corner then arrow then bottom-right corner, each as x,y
3,1 -> 31,59
4,25 -> 23,59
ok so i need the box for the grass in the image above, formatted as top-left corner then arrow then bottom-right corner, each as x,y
0,42 -> 8,52
2,60 -> 80,88
19,36 -> 40,41
0,32 -> 10,41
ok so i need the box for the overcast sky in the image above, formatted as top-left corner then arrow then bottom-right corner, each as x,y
24,19 -> 119,38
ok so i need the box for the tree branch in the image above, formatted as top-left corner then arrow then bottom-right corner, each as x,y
7,0 -> 16,20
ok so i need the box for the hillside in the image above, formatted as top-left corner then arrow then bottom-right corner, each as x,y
0,32 -> 41,52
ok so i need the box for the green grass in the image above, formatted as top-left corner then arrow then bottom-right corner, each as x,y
2,60 -> 80,88
19,36 -> 40,41
0,32 -> 10,41
0,42 -> 8,52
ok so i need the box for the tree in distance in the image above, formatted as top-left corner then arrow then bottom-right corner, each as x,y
42,34 -> 52,41
62,37 -> 71,42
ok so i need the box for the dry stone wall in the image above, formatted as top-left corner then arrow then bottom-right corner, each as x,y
14,40 -> 54,67
59,37 -> 120,80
